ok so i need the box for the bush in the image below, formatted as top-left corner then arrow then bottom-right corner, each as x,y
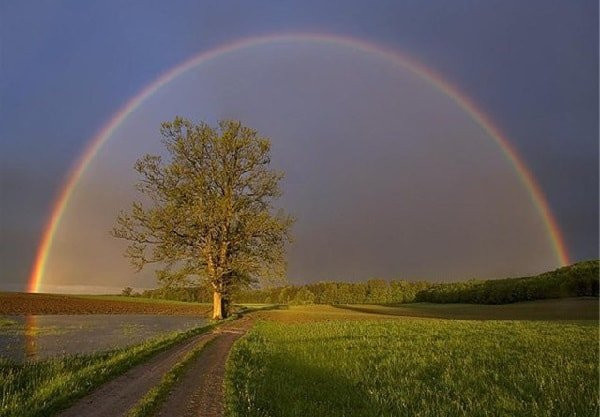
290,288 -> 316,305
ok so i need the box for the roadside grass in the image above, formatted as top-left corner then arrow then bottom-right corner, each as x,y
226,308 -> 599,417
338,297 -> 599,321
0,322 -> 217,417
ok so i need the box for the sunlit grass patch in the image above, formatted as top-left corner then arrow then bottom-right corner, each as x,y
253,304 -> 395,323
226,316 -> 598,417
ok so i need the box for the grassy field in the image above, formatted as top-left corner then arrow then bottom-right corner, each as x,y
76,294 -> 207,305
0,292 -> 212,315
0,322 -> 216,417
226,305 -> 599,417
338,297 -> 599,320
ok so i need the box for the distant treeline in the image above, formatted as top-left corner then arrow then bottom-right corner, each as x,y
235,280 -> 432,305
415,260 -> 598,304
138,260 -> 598,305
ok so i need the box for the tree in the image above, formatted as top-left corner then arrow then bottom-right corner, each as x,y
112,117 -> 293,319
277,286 -> 294,304
291,288 -> 315,305
121,287 -> 133,296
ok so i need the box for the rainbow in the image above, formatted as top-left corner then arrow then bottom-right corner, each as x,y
27,33 -> 570,293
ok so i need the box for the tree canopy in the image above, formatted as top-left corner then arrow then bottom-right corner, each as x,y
112,117 -> 293,318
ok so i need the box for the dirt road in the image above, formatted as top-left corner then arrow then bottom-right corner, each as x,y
155,317 -> 253,417
56,317 -> 253,417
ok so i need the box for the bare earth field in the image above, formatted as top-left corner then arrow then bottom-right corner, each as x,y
0,292 -> 211,315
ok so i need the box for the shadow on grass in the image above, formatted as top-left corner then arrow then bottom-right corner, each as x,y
228,348 -> 387,417
330,298 -> 600,321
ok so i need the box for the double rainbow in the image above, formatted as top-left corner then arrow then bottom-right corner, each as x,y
27,33 -> 570,292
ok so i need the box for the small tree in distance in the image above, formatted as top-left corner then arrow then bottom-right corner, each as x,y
112,117 -> 293,319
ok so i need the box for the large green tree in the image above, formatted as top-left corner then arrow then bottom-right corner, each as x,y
112,117 -> 293,319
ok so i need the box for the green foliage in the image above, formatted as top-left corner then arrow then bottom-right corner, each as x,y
237,261 -> 599,305
416,260 -> 599,304
225,317 -> 598,417
122,287 -> 133,296
290,288 -> 315,305
112,118 -> 293,317
234,280 -> 431,305
136,261 -> 599,306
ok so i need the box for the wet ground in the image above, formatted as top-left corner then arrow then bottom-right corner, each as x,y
0,314 -> 208,361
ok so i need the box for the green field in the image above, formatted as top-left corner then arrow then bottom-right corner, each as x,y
74,294 -> 208,305
338,297 -> 599,320
225,305 -> 599,417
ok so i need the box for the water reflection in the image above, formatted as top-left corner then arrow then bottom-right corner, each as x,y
0,315 -> 207,362
24,315 -> 37,359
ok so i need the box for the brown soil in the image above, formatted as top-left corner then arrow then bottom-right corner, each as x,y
0,292 -> 210,315
155,317 -> 254,417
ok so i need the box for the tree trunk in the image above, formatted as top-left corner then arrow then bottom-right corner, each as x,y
212,291 -> 228,320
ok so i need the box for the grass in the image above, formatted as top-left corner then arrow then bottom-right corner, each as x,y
338,297 -> 599,321
76,294 -> 210,306
252,304 -> 396,323
225,306 -> 599,417
0,322 -> 217,417
126,337 -> 216,417
236,303 -> 277,309
0,318 -> 17,328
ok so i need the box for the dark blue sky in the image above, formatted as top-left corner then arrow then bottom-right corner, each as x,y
0,0 -> 597,290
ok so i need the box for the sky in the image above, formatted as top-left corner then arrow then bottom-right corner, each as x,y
0,0 -> 597,293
